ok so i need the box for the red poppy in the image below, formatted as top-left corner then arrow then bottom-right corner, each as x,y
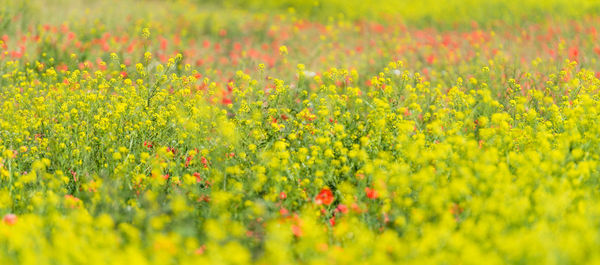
315,188 -> 334,205
279,207 -> 289,216
336,204 -> 348,214
200,156 -> 209,168
3,214 -> 17,225
193,172 -> 202,182
194,245 -> 206,255
291,224 -> 302,237
185,155 -> 193,167
365,187 -> 378,199
568,46 -> 579,61
329,216 -> 336,226
221,97 -> 232,105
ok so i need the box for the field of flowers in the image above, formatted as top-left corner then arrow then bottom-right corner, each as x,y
2,0 -> 600,264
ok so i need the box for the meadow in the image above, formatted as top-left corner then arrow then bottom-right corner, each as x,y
2,0 -> 600,264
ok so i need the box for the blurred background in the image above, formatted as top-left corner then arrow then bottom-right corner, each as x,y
4,0 -> 600,33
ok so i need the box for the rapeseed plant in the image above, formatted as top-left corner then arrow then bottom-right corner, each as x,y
1,0 -> 600,264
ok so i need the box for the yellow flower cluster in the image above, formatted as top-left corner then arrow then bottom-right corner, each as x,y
2,0 -> 600,264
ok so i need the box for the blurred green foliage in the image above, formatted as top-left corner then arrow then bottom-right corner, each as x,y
200,0 -> 600,26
